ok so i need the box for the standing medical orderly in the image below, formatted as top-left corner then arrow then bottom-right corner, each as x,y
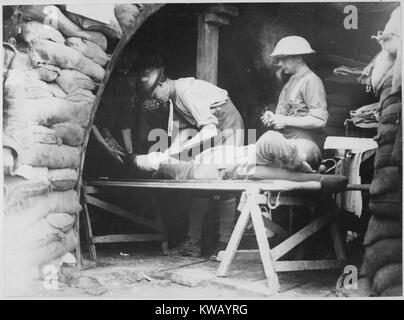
261,36 -> 328,148
137,67 -> 244,260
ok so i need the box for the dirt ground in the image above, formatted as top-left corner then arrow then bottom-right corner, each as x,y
21,246 -> 341,299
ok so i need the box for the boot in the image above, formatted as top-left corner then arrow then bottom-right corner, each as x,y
171,237 -> 202,257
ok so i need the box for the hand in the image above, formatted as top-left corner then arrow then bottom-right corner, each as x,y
269,114 -> 289,130
135,152 -> 168,171
260,111 -> 274,127
108,147 -> 125,165
164,144 -> 182,156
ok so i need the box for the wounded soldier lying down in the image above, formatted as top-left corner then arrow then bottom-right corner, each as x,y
131,130 -> 322,180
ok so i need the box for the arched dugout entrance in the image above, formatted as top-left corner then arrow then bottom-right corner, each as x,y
80,2 -> 395,260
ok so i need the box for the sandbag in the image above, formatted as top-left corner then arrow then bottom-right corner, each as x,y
12,217 -> 66,250
3,44 -> 61,82
360,238 -> 402,278
51,122 -> 85,146
369,192 -> 402,221
4,69 -> 64,99
114,4 -> 142,33
363,215 -> 402,246
46,212 -> 75,232
55,69 -> 98,93
27,229 -> 77,267
379,102 -> 401,125
369,166 -> 399,195
372,263 -> 402,295
6,97 -> 93,128
19,21 -> 65,45
48,168 -> 78,191
48,83 -> 67,98
31,39 -> 105,82
373,143 -> 394,169
64,88 -> 96,102
380,92 -> 401,111
374,124 -> 397,146
26,125 -> 62,145
6,190 -> 81,234
335,275 -> 372,297
20,5 -> 107,50
64,11 -> 122,39
380,284 -> 403,297
23,143 -> 81,169
3,174 -> 49,214
65,37 -> 109,67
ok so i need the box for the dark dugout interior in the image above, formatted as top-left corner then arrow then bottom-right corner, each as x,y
82,2 -> 399,251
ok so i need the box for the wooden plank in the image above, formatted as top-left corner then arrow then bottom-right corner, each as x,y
196,14 -> 219,84
271,212 -> 338,261
248,188 -> 279,291
217,192 -> 251,277
92,233 -> 166,243
85,195 -> 163,232
75,211 -> 82,267
274,260 -> 346,272
82,196 -> 97,260
346,184 -> 370,191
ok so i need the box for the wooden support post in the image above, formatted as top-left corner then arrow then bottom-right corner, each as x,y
82,195 -> 97,260
75,212 -> 82,267
196,4 -> 238,84
196,14 -> 219,84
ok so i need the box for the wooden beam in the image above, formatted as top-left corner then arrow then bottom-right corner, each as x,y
207,4 -> 239,17
92,234 -> 166,244
196,14 -> 219,84
274,259 -> 346,272
204,13 -> 230,26
82,196 -> 97,260
85,195 -> 163,232
248,188 -> 279,291
271,212 -> 338,261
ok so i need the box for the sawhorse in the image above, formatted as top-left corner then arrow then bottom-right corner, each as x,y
217,186 -> 347,294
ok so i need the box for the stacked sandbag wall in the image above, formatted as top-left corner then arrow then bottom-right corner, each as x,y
358,7 -> 402,297
360,76 -> 402,297
2,4 -> 149,295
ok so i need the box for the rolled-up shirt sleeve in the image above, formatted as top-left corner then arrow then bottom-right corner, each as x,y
180,89 -> 219,128
303,77 -> 328,123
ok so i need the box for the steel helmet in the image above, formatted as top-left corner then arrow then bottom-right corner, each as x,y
137,66 -> 165,97
270,36 -> 316,57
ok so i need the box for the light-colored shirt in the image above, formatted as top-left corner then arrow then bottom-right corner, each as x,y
172,77 -> 229,128
275,70 -> 328,122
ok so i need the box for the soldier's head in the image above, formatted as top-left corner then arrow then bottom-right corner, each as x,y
270,36 -> 315,75
137,67 -> 171,103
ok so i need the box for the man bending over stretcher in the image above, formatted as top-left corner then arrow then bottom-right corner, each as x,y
132,130 -> 321,180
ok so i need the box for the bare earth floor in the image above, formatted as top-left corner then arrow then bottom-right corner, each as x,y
27,248 -> 341,299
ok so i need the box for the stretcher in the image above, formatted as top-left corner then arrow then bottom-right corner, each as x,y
83,175 -> 349,294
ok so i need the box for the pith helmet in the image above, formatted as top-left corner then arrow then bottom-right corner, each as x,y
137,66 -> 165,97
270,36 -> 316,57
